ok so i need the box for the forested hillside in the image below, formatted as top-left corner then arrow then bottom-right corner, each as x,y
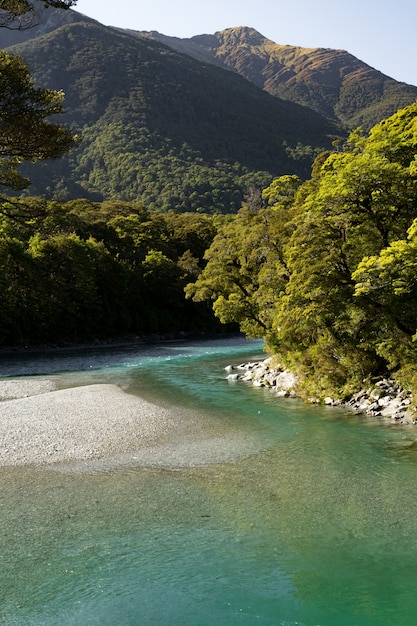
5,19 -> 341,209
3,7 -> 416,210
2,0 -> 417,401
187,101 -> 417,402
3,98 -> 416,403
141,27 -> 417,130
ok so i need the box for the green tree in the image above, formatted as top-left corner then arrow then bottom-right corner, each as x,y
0,235 -> 35,343
352,219 -> 417,384
186,176 -> 299,340
0,51 -> 75,197
27,233 -> 102,341
187,102 -> 417,400
273,105 -> 417,397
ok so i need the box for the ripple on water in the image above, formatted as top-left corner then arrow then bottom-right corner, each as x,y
2,338 -> 417,626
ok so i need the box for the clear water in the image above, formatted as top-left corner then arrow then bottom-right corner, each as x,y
1,337 -> 417,625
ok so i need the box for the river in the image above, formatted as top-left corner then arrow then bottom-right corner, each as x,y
1,336 -> 417,625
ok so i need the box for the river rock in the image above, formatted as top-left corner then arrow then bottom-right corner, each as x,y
225,358 -> 297,395
225,360 -> 416,426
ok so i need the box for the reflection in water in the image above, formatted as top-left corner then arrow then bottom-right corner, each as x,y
1,337 -> 417,625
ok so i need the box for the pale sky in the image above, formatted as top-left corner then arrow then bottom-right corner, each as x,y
75,0 -> 417,87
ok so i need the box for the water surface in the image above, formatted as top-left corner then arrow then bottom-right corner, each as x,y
1,337 -> 417,625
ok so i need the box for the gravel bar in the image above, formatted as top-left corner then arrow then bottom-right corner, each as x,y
0,380 -> 177,467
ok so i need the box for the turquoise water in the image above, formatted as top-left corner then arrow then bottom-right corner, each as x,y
1,337 -> 417,625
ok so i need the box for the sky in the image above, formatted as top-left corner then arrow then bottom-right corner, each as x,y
75,0 -> 417,87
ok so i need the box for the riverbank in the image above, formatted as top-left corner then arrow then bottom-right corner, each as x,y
226,357 -> 417,426
0,372 -> 264,469
0,379 -> 179,466
0,331 -> 236,356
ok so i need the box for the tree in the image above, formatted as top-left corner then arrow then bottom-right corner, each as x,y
0,0 -> 77,204
270,107 -> 417,396
186,175 -> 300,340
186,102 -> 417,400
272,105 -> 417,397
0,50 -> 76,202
0,1 -> 76,29
352,219 -> 417,374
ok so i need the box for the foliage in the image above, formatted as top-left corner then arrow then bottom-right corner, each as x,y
186,176 -> 301,341
0,50 -> 75,197
352,220 -> 417,375
187,101 -> 417,400
0,1 -> 76,29
2,14 -> 417,375
0,197 -> 222,345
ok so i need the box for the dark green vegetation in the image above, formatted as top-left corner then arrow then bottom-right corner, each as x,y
0,198 -> 222,344
1,3 -> 417,409
0,49 -> 75,192
187,102 -> 417,401
3,10 -> 416,210
142,26 -> 417,131
0,1 -> 77,197
0,44 -> 223,348
3,17 -> 341,209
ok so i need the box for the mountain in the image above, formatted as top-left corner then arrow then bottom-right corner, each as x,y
2,16 -> 342,210
138,26 -> 417,130
4,8 -> 416,132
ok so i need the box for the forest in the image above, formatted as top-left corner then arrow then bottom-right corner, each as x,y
1,2 -> 417,404
146,26 -> 417,132
1,99 -> 417,406
188,101 -> 417,401
4,14 -> 343,205
0,197 -> 224,344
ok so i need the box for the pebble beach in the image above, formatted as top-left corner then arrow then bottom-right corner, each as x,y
0,375 -> 263,470
0,378 -> 179,467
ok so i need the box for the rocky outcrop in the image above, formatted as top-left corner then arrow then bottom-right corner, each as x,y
343,379 -> 415,424
225,357 -> 297,396
225,358 -> 416,425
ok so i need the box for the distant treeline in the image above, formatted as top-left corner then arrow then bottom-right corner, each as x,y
0,198 -> 226,345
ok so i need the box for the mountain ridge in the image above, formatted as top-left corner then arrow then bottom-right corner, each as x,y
2,9 -> 416,209
137,25 -> 417,129
0,7 -> 417,130
4,18 -> 341,208
3,6 -> 416,131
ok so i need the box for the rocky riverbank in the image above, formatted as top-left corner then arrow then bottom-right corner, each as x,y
225,357 -> 416,426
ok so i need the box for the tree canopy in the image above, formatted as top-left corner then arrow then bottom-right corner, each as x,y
0,0 -> 77,199
0,50 -> 75,193
10,18 -> 342,207
0,197 -> 222,344
187,101 -> 417,400
1,5 -> 416,411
